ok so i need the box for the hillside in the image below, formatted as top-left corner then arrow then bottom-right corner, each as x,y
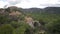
0,6 -> 60,34
44,7 -> 60,14
20,7 -> 60,14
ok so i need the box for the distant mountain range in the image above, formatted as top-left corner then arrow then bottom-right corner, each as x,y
20,7 -> 60,14
20,8 -> 42,13
43,7 -> 60,14
1,6 -> 60,14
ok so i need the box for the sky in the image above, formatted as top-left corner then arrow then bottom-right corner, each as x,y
0,0 -> 60,8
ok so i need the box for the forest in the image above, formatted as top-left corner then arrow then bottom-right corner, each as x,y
0,6 -> 60,34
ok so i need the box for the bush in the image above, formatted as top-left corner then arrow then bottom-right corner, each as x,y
13,26 -> 26,34
13,21 -> 30,34
0,14 -> 10,24
0,24 -> 14,34
10,21 -> 21,28
46,19 -> 60,34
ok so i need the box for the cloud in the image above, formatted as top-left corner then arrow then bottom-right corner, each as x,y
0,0 -> 60,8
15,0 -> 60,8
6,0 -> 21,5
0,1 -> 8,8
15,0 -> 47,8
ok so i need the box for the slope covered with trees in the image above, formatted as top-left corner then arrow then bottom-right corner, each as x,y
0,6 -> 60,34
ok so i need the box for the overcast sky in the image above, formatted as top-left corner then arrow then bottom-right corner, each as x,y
0,0 -> 60,8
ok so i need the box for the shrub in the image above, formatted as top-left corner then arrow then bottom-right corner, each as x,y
13,21 -> 30,34
0,24 -> 14,34
46,19 -> 60,34
10,21 -> 21,28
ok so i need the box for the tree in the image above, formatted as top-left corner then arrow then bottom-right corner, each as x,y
0,24 -> 14,34
0,14 -> 10,24
13,21 -> 30,34
46,19 -> 60,34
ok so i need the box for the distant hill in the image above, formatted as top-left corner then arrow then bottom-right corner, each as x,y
1,6 -> 60,14
44,7 -> 60,14
20,8 -> 42,13
20,7 -> 60,14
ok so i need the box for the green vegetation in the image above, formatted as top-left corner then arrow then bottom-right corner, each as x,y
0,24 -> 14,34
0,6 -> 60,34
25,13 -> 60,34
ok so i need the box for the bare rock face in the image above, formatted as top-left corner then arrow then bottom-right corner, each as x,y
0,8 -> 9,15
6,6 -> 22,21
24,16 -> 34,28
24,16 -> 41,29
9,11 -> 22,16
8,6 -> 17,12
9,11 -> 22,21
33,20 -> 41,27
